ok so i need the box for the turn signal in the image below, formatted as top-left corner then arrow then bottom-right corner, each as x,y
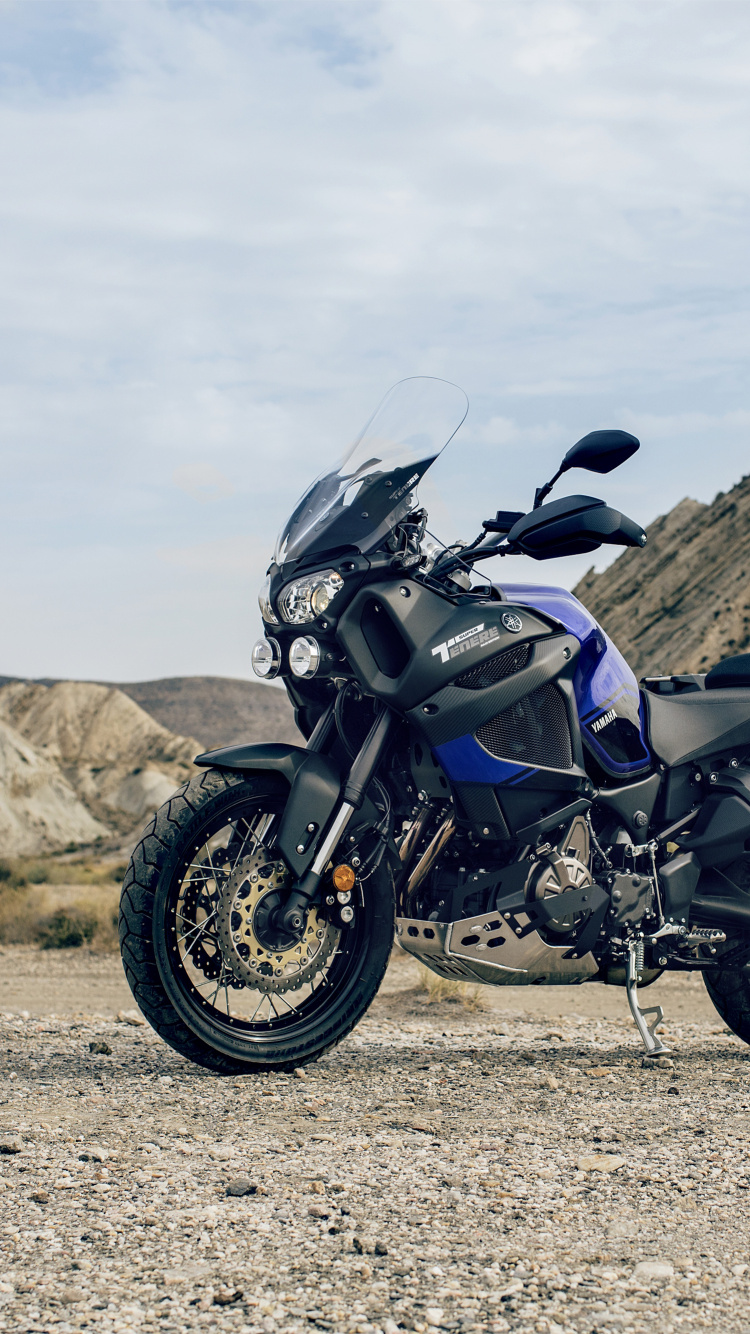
332,864 -> 356,893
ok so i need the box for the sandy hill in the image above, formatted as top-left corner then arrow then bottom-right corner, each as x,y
573,474 -> 750,678
114,676 -> 299,750
0,717 -> 107,856
0,681 -> 200,856
0,675 -> 300,857
0,674 -> 300,752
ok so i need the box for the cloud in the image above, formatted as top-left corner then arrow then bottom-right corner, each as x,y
471,416 -> 564,448
0,0 -> 749,677
172,463 -> 234,502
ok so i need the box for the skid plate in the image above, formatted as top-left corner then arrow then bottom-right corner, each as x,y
396,911 -> 597,986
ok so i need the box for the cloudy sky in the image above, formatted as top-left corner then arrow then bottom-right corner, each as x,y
1,0 -> 749,682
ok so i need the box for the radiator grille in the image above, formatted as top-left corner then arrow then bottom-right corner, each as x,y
475,682 -> 573,769
455,642 -> 530,690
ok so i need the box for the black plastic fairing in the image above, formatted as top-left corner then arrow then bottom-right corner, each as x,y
337,579 -> 556,711
404,633 -> 580,749
677,766 -> 750,868
451,783 -> 510,839
659,852 -> 701,921
593,772 -> 661,837
643,687 -> 750,768
193,742 -> 342,878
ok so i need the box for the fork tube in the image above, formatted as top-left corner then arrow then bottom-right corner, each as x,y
279,706 -> 397,933
306,701 -> 336,753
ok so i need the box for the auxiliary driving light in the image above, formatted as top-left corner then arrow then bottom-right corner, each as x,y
289,636 -> 321,678
251,637 -> 281,679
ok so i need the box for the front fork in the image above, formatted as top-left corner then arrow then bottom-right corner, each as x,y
278,705 -> 396,934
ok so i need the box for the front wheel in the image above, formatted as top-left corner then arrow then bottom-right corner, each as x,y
119,768 -> 394,1073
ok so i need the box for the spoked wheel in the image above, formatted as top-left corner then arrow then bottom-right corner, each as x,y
119,768 -> 394,1073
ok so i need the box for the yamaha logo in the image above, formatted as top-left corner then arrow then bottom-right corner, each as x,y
501,612 -> 523,634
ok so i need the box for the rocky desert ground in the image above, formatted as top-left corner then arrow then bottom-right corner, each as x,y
1,947 -> 749,1334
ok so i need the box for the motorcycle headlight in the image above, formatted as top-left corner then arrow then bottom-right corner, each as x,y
251,638 -> 281,680
289,636 -> 320,678
278,568 -> 344,625
258,574 -> 279,625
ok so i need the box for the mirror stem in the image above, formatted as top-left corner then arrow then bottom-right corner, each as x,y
533,466 -> 564,510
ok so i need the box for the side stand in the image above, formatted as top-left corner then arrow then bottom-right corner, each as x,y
626,941 -> 670,1057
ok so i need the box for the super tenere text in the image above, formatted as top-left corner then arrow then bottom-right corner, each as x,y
120,377 -> 750,1071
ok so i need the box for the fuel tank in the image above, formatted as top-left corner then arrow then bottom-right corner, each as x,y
501,584 -> 652,781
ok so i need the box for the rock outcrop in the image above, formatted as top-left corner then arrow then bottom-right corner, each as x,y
115,675 -> 299,750
0,718 -> 107,855
573,476 -> 750,679
0,681 -> 201,854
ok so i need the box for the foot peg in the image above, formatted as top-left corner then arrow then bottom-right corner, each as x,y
626,940 -> 670,1057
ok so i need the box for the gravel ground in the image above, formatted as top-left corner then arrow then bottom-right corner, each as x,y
1,947 -> 749,1333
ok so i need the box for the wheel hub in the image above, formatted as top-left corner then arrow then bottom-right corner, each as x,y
217,851 -> 339,993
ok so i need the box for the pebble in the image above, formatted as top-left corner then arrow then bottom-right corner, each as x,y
59,1287 -> 84,1304
0,957 -> 749,1333
577,1153 -> 627,1173
214,1288 -> 243,1305
226,1177 -> 257,1196
88,1040 -> 112,1055
631,1260 -> 674,1282
116,1008 -> 146,1026
0,1138 -> 22,1155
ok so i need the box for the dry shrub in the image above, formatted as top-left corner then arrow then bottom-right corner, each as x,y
416,963 -> 485,1011
0,866 -> 119,951
39,908 -> 98,949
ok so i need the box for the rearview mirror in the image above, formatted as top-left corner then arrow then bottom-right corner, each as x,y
562,429 -> 639,475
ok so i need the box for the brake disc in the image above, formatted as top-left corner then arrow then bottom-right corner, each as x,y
180,847 -> 234,983
217,851 -> 339,993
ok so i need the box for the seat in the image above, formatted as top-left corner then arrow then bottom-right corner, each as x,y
705,654 -> 750,689
642,686 -> 750,769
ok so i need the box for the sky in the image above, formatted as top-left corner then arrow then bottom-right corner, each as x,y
1,0 -> 749,682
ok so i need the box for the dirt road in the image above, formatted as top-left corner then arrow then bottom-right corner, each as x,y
0,946 -> 748,1333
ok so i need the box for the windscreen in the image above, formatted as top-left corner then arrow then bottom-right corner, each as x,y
274,377 -> 469,565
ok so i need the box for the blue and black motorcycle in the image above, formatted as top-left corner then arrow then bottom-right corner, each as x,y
120,377 -> 750,1070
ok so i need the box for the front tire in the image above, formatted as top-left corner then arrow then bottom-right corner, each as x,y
119,767 -> 394,1073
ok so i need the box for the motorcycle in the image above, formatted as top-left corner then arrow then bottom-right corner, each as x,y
120,376 -> 750,1072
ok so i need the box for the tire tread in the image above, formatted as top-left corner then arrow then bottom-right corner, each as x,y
119,767 -> 393,1074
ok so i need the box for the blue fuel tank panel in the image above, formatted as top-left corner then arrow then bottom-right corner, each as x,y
500,583 -> 652,780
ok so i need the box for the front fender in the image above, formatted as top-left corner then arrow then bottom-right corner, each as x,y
194,742 -> 342,877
